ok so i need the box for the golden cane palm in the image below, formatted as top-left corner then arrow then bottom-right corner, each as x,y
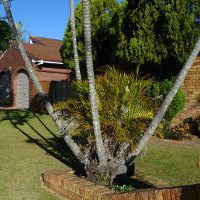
54,67 -> 157,147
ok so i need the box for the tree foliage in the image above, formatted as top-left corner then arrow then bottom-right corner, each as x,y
61,0 -> 200,79
14,21 -> 28,42
0,0 -> 13,52
147,78 -> 185,123
0,19 -> 12,52
117,0 -> 200,78
54,67 -> 157,151
60,0 -> 119,73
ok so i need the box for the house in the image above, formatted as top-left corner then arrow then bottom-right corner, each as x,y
172,57 -> 200,126
0,36 -> 72,111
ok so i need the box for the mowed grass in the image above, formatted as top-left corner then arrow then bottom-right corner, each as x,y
1,110 -> 200,199
0,109 -> 79,200
135,140 -> 200,186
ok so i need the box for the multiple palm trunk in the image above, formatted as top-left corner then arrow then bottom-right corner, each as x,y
3,0 -> 200,184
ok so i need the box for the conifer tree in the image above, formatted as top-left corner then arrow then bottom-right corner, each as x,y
117,0 -> 200,78
60,0 -> 119,72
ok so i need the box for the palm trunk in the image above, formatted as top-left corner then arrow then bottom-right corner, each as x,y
3,0 -> 84,164
70,0 -> 81,81
82,0 -> 106,166
128,36 -> 200,163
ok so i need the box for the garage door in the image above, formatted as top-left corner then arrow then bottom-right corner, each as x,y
16,71 -> 29,108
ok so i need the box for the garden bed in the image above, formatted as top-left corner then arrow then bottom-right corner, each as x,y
42,169 -> 200,200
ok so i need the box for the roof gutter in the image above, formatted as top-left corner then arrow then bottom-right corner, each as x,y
32,59 -> 70,75
32,59 -> 63,65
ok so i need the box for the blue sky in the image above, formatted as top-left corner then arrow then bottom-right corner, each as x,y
0,0 -> 124,41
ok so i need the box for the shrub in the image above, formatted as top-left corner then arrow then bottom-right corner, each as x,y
162,117 -> 200,140
147,78 -> 185,123
54,67 -> 157,148
163,125 -> 187,140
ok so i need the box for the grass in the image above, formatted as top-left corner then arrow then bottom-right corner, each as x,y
0,109 -> 200,199
135,140 -> 200,186
0,109 -> 80,200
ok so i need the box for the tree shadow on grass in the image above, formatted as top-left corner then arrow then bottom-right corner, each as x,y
6,109 -> 84,174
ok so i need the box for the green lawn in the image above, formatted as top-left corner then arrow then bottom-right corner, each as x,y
135,139 -> 200,186
0,110 -> 200,199
0,109 -> 79,200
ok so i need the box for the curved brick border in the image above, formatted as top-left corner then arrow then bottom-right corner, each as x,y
42,169 -> 200,200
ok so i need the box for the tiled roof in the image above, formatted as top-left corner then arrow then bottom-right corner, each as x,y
11,36 -> 63,62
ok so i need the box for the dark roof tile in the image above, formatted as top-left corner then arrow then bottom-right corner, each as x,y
11,36 -> 63,62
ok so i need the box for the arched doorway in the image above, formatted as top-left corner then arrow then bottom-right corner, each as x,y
16,70 -> 29,109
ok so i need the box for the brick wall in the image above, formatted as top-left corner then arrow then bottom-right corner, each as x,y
43,169 -> 200,200
0,46 -> 71,110
0,46 -> 31,107
171,57 -> 200,126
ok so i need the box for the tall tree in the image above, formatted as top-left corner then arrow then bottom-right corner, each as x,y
70,0 -> 81,81
0,18 -> 12,52
82,0 -> 106,167
60,0 -> 119,72
2,0 -> 84,164
117,0 -> 200,79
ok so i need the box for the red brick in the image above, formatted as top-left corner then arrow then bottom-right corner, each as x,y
75,180 -> 92,195
84,185 -> 104,199
44,172 -> 51,181
93,189 -> 114,200
115,193 -> 130,200
148,190 -> 156,200
135,191 -> 142,200
79,183 -> 95,197
162,189 -> 171,200
88,187 -> 107,200
128,192 -> 136,199
142,191 -> 149,200
71,193 -> 84,200
63,177 -> 82,191
155,190 -> 163,200
71,179 -> 86,193
44,179 -> 52,188
170,188 -> 181,200
101,193 -> 113,200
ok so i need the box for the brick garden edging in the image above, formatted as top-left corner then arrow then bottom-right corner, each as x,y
42,169 -> 200,200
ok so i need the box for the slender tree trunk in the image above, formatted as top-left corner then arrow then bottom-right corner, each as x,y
127,36 -> 200,163
2,0 -> 84,164
82,0 -> 106,166
70,0 -> 81,81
